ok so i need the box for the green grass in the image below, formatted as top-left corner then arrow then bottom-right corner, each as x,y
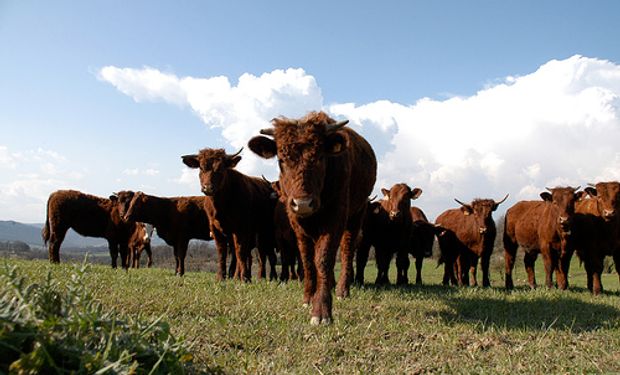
2,257 -> 620,374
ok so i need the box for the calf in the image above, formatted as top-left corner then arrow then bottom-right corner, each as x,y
270,180 -> 303,281
355,184 -> 422,285
113,191 -> 218,276
249,111 -> 377,325
408,206 -> 436,285
503,187 -> 581,290
42,189 -> 133,268
128,223 -> 153,268
573,182 -> 620,294
435,195 -> 508,287
182,148 -> 277,282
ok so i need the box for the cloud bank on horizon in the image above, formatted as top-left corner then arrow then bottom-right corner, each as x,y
98,55 -> 620,219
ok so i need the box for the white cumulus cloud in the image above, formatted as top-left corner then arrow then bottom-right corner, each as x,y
99,55 -> 620,220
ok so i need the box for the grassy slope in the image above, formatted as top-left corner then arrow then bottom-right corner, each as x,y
3,258 -> 620,374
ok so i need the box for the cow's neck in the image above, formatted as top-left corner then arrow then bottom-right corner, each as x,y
141,194 -> 173,227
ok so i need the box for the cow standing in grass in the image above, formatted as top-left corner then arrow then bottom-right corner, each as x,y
113,191 -> 221,276
435,195 -> 508,287
408,206 -> 436,285
128,222 -> 154,268
182,148 -> 277,282
249,111 -> 377,325
42,189 -> 134,268
503,187 -> 581,290
270,180 -> 303,281
573,182 -> 620,294
355,184 -> 422,285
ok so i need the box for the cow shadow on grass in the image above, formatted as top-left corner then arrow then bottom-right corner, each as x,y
430,288 -> 620,332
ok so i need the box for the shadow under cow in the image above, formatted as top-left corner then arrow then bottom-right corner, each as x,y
432,292 -> 620,332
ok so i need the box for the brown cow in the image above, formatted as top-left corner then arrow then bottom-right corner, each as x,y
408,206 -> 436,285
270,180 -> 303,281
182,148 -> 277,282
42,189 -> 134,268
503,187 -> 582,290
435,195 -> 508,287
249,111 -> 377,325
355,184 -> 422,285
113,191 -> 222,276
573,182 -> 620,294
128,222 -> 153,268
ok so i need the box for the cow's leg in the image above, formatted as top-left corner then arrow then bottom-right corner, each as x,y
278,245 -> 291,282
296,248 -> 304,281
176,241 -> 189,276
481,253 -> 491,288
212,231 -> 229,281
523,251 -> 538,289
108,241 -> 119,269
395,249 -> 410,286
228,242 -> 237,279
541,248 -> 555,288
336,232 -> 355,298
469,254 -> 479,287
298,236 -> 316,306
233,235 -> 251,282
132,247 -> 139,268
355,237 -> 371,285
456,255 -> 467,287
256,247 -> 266,280
118,241 -> 130,270
375,248 -> 391,285
613,250 -> 620,285
504,240 -> 518,290
555,253 -> 572,291
48,226 -> 68,263
415,255 -> 423,285
591,256 -> 604,296
311,234 -> 340,325
258,233 -> 278,281
584,259 -> 594,292
145,243 -> 153,268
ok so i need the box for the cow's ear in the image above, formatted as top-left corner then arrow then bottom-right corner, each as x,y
584,187 -> 597,197
248,136 -> 277,159
182,154 -> 200,169
575,191 -> 587,201
381,188 -> 390,198
540,192 -> 552,201
410,188 -> 423,200
228,155 -> 242,168
460,205 -> 473,215
326,132 -> 347,155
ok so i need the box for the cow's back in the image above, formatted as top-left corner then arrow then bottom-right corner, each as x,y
504,200 -> 544,250
48,190 -> 116,238
410,206 -> 428,222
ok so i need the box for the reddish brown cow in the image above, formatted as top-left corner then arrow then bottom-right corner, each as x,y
113,191 -> 221,276
435,195 -> 508,287
503,187 -> 582,290
128,223 -> 153,268
182,148 -> 277,282
42,189 -> 134,268
249,111 -> 377,325
573,182 -> 620,294
355,184 -> 422,285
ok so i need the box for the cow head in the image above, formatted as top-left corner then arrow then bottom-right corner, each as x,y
584,182 -> 620,222
111,190 -> 142,222
381,183 -> 422,221
181,148 -> 242,196
248,111 -> 348,218
540,186 -> 582,233
455,194 -> 509,235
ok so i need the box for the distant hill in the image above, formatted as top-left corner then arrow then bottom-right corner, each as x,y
0,220 -> 165,249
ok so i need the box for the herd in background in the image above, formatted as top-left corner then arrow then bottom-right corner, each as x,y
41,111 -> 620,325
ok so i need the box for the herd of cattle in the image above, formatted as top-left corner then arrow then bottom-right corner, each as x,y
42,111 -> 620,325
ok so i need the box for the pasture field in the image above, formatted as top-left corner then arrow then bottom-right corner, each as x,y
2,257 -> 620,374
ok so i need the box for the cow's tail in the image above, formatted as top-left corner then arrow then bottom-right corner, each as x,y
42,200 -> 50,246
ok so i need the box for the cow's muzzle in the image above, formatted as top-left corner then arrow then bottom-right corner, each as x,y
201,184 -> 215,196
289,197 -> 317,218
389,210 -> 401,220
603,209 -> 616,220
479,227 -> 487,234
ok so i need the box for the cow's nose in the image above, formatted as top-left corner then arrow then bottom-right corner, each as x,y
389,210 -> 401,219
479,227 -> 487,234
290,197 -> 315,217
559,216 -> 569,224
604,209 -> 616,219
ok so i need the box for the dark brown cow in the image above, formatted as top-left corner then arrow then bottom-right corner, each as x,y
573,182 -> 620,294
408,206 -> 436,285
249,111 -> 377,325
182,148 -> 277,282
270,180 -> 303,281
355,184 -> 422,285
113,191 -> 219,276
435,195 -> 508,287
503,187 -> 582,290
128,222 -> 153,268
42,189 -> 134,268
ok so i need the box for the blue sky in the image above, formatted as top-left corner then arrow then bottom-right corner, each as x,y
1,1 -> 620,222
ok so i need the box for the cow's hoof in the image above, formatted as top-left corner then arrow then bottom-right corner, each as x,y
303,303 -> 310,309
310,316 -> 321,326
321,317 -> 332,325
